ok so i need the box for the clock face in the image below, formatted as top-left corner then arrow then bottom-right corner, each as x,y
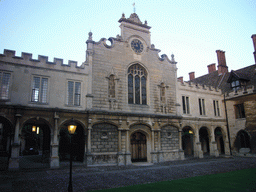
131,39 -> 143,54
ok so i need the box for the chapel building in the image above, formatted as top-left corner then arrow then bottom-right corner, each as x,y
0,13 -> 254,170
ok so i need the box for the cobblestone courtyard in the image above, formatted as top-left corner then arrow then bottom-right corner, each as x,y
0,156 -> 256,191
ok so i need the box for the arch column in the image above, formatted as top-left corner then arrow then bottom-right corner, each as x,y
194,128 -> 203,158
125,129 -> 132,165
50,112 -> 60,168
178,128 -> 185,160
157,130 -> 164,162
9,114 -> 22,170
117,128 -> 125,166
224,126 -> 231,155
151,130 -> 158,163
86,123 -> 92,165
210,126 -> 219,157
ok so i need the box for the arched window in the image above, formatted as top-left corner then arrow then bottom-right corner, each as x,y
128,64 -> 147,105
108,75 -> 115,98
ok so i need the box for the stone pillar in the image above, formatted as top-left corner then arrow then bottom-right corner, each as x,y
178,129 -> 185,160
117,129 -> 124,166
86,124 -> 92,165
194,129 -> 203,158
50,113 -> 60,168
9,114 -> 21,170
158,130 -> 164,162
224,128 -> 231,155
125,130 -> 131,165
151,130 -> 157,163
210,127 -> 219,157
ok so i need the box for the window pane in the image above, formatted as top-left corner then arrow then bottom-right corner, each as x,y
182,96 -> 186,114
135,75 -> 140,104
202,99 -> 205,115
67,81 -> 74,105
216,101 -> 220,116
213,100 -> 216,116
128,74 -> 133,104
32,77 -> 40,102
141,76 -> 146,105
186,97 -> 190,114
41,78 -> 48,103
199,99 -> 202,115
1,73 -> 11,99
74,82 -> 81,106
1,73 -> 10,99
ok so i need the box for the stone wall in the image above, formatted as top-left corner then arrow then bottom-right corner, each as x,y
161,125 -> 179,151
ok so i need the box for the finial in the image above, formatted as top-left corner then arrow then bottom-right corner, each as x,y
88,31 -> 93,40
122,13 -> 125,18
170,53 -> 177,64
145,20 -> 147,25
133,2 -> 136,13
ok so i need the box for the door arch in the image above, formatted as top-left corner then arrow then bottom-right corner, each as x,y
0,117 -> 13,157
59,120 -> 85,162
215,127 -> 225,154
21,119 -> 51,157
199,127 -> 210,154
234,130 -> 251,151
182,127 -> 194,156
131,131 -> 147,162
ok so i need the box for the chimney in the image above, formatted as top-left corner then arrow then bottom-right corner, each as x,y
207,63 -> 216,74
178,76 -> 184,83
216,50 -> 228,75
251,34 -> 256,63
189,72 -> 195,81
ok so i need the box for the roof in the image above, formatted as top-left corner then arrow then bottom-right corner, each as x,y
190,64 -> 256,93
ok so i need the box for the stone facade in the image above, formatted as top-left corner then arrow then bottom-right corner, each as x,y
1,13 -> 254,170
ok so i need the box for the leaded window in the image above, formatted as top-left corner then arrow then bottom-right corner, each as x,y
67,81 -> 81,106
198,98 -> 206,115
0,72 -> 11,100
31,76 -> 48,103
182,96 -> 190,114
128,64 -> 147,105
213,100 -> 220,116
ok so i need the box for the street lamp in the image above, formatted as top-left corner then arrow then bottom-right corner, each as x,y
67,118 -> 77,192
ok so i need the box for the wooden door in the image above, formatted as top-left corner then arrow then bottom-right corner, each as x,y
131,132 -> 147,162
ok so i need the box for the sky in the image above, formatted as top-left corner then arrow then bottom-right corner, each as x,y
0,0 -> 255,80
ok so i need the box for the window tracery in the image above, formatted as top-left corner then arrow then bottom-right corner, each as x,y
128,64 -> 147,105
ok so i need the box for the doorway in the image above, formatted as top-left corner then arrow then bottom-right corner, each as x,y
131,132 -> 147,162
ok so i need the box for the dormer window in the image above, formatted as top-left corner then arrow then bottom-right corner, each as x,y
231,80 -> 240,92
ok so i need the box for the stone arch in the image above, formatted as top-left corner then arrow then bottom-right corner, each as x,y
0,116 -> 14,158
215,127 -> 225,154
21,117 -> 51,155
182,126 -> 194,156
234,130 -> 251,152
130,124 -> 151,163
199,127 -> 210,154
59,118 -> 86,162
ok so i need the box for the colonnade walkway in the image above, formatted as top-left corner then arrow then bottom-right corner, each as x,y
0,156 -> 256,191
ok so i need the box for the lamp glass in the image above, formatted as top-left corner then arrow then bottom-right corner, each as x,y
68,124 -> 77,135
37,127 -> 40,134
32,126 -> 36,132
189,130 -> 193,134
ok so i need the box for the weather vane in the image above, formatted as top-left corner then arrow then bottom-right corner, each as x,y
133,2 -> 136,13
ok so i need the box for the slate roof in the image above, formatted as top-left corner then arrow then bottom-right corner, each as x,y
189,64 -> 256,93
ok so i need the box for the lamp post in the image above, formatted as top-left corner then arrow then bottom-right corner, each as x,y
67,118 -> 77,192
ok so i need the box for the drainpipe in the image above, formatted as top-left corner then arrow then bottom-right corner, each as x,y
224,94 -> 232,155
